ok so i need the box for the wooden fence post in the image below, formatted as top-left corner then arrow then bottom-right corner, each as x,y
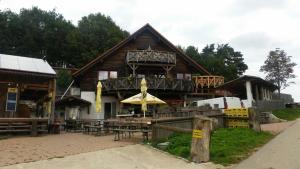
190,116 -> 212,163
31,119 -> 38,137
248,108 -> 261,132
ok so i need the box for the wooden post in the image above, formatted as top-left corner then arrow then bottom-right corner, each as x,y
248,108 -> 261,132
31,119 -> 38,136
190,116 -> 212,163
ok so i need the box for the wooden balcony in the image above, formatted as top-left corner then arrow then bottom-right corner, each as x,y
101,77 -> 194,92
126,49 -> 176,65
193,76 -> 224,89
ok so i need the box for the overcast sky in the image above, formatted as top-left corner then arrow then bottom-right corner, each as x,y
1,0 -> 300,101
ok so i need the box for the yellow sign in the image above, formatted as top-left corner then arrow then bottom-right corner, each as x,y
192,129 -> 203,139
8,88 -> 18,93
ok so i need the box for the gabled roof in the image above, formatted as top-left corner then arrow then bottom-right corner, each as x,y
0,54 -> 56,76
216,75 -> 278,91
73,23 -> 211,77
56,95 -> 91,107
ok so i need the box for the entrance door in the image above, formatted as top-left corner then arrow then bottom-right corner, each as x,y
104,103 -> 112,119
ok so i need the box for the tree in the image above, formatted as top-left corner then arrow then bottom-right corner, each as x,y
260,48 -> 297,96
77,13 -> 129,66
0,7 -> 76,66
185,44 -> 248,81
0,8 -> 129,67
56,69 -> 72,90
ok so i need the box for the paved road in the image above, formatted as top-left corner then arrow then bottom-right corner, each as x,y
0,144 -> 223,169
235,119 -> 300,169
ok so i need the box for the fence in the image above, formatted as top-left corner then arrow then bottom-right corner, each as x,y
152,116 -> 212,163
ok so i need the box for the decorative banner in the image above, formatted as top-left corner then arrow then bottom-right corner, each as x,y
192,129 -> 203,139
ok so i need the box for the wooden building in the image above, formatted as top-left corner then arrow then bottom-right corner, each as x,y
71,24 -> 218,119
0,54 -> 56,119
216,75 -> 283,111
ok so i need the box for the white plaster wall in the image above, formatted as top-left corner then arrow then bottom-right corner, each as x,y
80,91 -> 120,120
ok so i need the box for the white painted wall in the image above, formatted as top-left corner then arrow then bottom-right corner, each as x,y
80,91 -> 120,120
245,81 -> 253,107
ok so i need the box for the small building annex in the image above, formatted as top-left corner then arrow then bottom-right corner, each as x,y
0,54 -> 56,118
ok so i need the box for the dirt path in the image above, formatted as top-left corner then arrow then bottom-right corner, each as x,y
0,133 -> 141,167
261,121 -> 295,134
0,144 -> 223,169
234,119 -> 300,169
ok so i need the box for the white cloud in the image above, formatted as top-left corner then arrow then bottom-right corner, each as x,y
1,0 -> 300,101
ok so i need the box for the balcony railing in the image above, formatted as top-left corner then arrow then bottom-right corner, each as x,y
126,49 -> 176,65
101,77 -> 194,92
192,76 -> 224,88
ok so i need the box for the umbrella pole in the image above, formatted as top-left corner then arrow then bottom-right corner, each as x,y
143,110 -> 145,118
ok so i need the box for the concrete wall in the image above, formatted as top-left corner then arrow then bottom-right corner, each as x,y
80,91 -> 120,120
255,100 -> 285,112
152,117 -> 193,140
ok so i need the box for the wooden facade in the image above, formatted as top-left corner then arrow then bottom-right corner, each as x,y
73,24 -> 211,103
0,63 -> 56,119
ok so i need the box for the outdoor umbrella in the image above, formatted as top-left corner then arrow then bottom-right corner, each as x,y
141,78 -> 147,118
121,92 -> 166,117
95,81 -> 102,113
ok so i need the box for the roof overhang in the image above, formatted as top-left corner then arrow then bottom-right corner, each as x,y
216,75 -> 278,92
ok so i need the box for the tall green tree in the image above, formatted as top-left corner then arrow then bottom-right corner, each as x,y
77,13 -> 129,66
185,44 -> 248,81
0,8 -> 129,67
260,48 -> 296,96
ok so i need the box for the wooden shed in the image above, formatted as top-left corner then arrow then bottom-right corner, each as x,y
0,54 -> 56,119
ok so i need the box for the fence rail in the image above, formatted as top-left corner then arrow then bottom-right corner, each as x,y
101,77 -> 194,92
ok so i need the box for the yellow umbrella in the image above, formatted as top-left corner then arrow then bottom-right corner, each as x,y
121,93 -> 166,105
141,78 -> 147,118
96,81 -> 102,113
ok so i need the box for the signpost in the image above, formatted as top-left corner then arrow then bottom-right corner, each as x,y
190,116 -> 212,163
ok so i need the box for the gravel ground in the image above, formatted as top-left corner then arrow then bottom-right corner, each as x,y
0,132 -> 142,167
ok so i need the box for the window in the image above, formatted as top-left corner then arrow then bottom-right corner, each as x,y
6,88 -> 17,112
177,73 -> 183,79
137,74 -> 145,78
98,71 -> 108,80
109,71 -> 118,79
185,74 -> 192,80
99,71 -> 118,80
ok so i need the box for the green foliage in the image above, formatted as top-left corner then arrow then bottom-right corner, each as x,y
56,69 -> 72,90
153,128 -> 273,166
166,133 -> 192,159
260,48 -> 297,95
0,7 -> 76,66
0,7 -> 129,67
273,108 -> 300,121
77,13 -> 129,66
185,44 -> 248,81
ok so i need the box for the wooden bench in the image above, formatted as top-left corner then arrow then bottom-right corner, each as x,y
0,118 -> 48,136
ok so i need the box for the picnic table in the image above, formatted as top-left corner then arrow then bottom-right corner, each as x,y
112,121 -> 151,141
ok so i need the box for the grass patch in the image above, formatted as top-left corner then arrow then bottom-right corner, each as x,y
273,108 -> 300,121
210,128 -> 273,165
152,128 -> 273,166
